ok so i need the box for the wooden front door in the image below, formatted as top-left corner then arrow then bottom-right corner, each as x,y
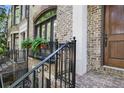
104,6 -> 124,68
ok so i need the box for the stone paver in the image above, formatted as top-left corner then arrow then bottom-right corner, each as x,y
76,71 -> 124,88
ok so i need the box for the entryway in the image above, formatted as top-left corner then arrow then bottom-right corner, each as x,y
104,5 -> 124,68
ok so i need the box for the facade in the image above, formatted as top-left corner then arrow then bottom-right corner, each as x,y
7,5 -> 124,87
7,5 -> 28,51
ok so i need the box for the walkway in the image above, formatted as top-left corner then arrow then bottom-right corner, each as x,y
0,61 -> 13,73
76,71 -> 124,88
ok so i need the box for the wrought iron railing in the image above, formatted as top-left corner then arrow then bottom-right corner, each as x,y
9,37 -> 76,88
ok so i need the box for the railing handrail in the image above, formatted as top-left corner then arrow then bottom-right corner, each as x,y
9,42 -> 69,88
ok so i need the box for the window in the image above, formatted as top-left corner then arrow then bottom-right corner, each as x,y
34,9 -> 57,42
15,5 -> 20,24
33,8 -> 57,59
11,5 -> 20,25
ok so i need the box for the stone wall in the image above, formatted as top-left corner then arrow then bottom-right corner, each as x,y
56,5 -> 73,43
87,5 -> 103,71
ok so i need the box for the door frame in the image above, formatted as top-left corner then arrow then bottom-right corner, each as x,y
101,6 -> 106,66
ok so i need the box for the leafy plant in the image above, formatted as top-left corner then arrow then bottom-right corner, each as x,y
31,37 -> 48,52
0,32 -> 7,55
21,38 -> 32,48
0,5 -> 7,32
0,47 -> 4,55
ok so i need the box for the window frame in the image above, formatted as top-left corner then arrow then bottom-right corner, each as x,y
34,12 -> 56,42
33,9 -> 57,59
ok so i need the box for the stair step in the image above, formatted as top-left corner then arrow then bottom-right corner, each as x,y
1,64 -> 8,69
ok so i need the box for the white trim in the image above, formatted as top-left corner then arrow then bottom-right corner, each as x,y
103,66 -> 124,71
10,31 -> 19,34
72,5 -> 87,75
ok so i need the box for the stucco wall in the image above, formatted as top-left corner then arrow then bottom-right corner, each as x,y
73,5 -> 87,75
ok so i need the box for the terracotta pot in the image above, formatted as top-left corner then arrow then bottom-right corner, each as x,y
27,45 -> 31,48
40,44 -> 48,49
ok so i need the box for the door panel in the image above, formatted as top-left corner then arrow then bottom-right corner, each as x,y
104,5 -> 124,68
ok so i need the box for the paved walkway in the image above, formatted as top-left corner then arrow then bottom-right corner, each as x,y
0,61 -> 13,73
76,71 -> 124,88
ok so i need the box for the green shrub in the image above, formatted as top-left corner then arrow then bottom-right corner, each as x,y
21,38 -> 32,48
31,37 -> 48,52
0,47 -> 4,55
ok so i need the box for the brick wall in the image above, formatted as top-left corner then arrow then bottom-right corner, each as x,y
87,5 -> 103,71
56,5 -> 73,43
87,5 -> 124,77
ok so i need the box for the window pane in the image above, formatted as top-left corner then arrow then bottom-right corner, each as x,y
42,25 -> 45,39
37,26 -> 40,37
47,22 -> 51,41
15,6 -> 20,24
22,5 -> 25,19
53,19 -> 57,41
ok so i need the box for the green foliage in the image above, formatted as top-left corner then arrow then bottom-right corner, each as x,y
0,6 -> 8,55
0,32 -> 7,55
0,47 -> 4,55
21,38 -> 32,48
0,5 -> 7,32
31,37 -> 48,52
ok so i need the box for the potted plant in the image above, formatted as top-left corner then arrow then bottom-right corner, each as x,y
21,38 -> 32,49
31,37 -> 48,52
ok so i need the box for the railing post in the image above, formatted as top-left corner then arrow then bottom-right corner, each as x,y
72,37 -> 76,88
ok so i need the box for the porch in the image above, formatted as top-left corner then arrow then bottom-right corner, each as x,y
76,71 -> 124,88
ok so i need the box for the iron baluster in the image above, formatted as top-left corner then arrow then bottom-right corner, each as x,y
64,47 -> 67,88
33,70 -> 36,88
72,37 -> 76,88
41,64 -> 44,88
60,49 -> 64,88
48,58 -> 51,88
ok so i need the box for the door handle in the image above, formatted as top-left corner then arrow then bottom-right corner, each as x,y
104,33 -> 108,47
